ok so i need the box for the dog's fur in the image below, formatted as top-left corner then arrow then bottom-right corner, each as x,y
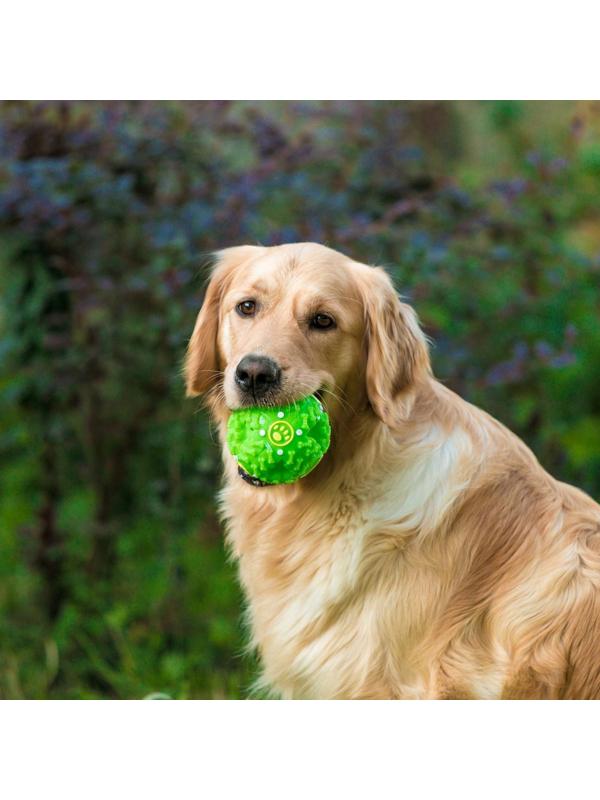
185,242 -> 600,699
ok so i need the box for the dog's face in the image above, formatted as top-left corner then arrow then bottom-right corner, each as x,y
185,243 -> 429,430
215,246 -> 366,413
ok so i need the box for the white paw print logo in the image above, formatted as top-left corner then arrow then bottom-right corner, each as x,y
256,409 -> 307,456
268,419 -> 294,447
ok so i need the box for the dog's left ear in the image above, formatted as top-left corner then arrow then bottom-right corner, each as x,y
359,266 -> 431,428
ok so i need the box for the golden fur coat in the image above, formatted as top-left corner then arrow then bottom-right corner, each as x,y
186,243 -> 600,699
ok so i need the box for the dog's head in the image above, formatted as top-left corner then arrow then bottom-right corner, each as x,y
185,243 -> 430,431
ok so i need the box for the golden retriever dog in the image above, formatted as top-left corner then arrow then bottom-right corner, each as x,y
185,242 -> 600,699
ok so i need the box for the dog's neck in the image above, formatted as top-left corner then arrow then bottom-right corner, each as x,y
214,379 -> 439,509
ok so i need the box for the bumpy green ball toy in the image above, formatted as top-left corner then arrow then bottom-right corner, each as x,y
226,395 -> 331,486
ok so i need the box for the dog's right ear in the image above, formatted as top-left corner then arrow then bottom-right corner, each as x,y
184,245 -> 263,397
359,265 -> 431,428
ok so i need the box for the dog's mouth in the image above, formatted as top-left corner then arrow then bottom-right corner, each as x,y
231,385 -> 327,411
234,388 -> 285,409
237,464 -> 272,488
236,386 -> 329,488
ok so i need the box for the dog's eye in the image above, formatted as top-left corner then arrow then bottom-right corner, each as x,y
310,313 -> 336,331
236,300 -> 257,317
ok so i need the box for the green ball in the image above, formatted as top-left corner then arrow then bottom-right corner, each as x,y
226,395 -> 331,486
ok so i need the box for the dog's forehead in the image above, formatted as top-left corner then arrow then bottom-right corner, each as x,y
243,245 -> 357,296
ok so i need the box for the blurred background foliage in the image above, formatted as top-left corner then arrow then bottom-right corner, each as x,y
0,100 -> 599,698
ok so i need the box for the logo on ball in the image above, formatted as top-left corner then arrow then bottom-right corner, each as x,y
267,420 -> 294,447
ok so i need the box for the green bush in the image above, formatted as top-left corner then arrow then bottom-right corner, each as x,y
0,101 -> 599,697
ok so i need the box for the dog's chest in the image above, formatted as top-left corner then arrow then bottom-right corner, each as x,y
225,487 -> 387,695
223,481 -> 436,698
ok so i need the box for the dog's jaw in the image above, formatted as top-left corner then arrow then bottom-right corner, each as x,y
237,464 -> 272,488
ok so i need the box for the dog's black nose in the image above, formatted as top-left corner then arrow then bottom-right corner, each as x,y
235,354 -> 281,398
